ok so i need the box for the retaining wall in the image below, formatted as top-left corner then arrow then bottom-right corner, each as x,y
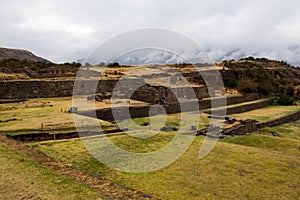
199,93 -> 259,110
205,98 -> 274,115
130,86 -> 212,104
81,101 -> 198,122
257,110 -> 300,128
0,77 -> 259,103
0,79 -> 117,99
10,109 -> 300,142
222,120 -> 258,135
223,109 -> 300,136
9,129 -> 123,142
81,94 -> 259,122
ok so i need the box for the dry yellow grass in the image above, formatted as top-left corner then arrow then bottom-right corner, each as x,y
0,97 -> 112,134
231,104 -> 300,122
32,134 -> 300,200
0,141 -> 104,199
0,72 -> 29,80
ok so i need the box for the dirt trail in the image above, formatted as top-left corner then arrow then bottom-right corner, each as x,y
0,135 -> 158,200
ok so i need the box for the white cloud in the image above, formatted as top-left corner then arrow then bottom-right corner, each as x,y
0,0 -> 299,65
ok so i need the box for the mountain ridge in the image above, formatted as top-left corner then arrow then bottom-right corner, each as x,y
0,47 -> 50,63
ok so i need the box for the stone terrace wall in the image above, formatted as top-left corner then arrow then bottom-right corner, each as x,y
0,80 -> 117,99
199,93 -> 259,110
222,120 -> 258,135
222,109 -> 300,136
130,86 -> 211,104
81,94 -> 259,122
225,93 -> 259,105
226,99 -> 274,115
81,102 -> 193,122
258,110 -> 300,128
11,109 -> 300,142
9,129 -> 123,142
0,77 -> 259,105
0,80 -> 74,99
205,98 -> 274,115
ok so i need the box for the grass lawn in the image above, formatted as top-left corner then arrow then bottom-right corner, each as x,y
0,141 -> 104,199
31,133 -> 300,200
125,111 -> 211,132
0,97 -> 112,134
262,120 -> 300,140
2,96 -> 300,199
230,104 -> 300,122
223,134 -> 300,156
207,98 -> 271,112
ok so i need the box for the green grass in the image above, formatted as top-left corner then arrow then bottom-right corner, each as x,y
3,97 -> 300,199
27,103 -> 300,199
31,134 -> 300,200
0,97 -> 111,134
0,98 -> 75,133
123,111 -> 211,131
230,104 -> 300,122
109,131 -> 176,153
0,142 -> 104,199
223,134 -> 300,156
207,98 -> 271,112
263,120 -> 300,140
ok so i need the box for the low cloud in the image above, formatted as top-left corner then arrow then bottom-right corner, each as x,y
0,0 -> 299,66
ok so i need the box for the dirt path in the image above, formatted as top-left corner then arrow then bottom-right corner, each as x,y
0,135 -> 158,200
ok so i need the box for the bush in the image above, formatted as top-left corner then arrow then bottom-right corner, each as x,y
286,86 -> 295,97
295,88 -> 300,100
228,77 -> 238,88
258,83 -> 271,97
277,95 -> 294,105
237,80 -> 258,94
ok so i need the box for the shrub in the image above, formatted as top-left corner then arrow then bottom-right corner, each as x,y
295,88 -> 300,100
258,83 -> 272,97
286,86 -> 295,97
228,77 -> 238,88
277,95 -> 294,105
237,80 -> 258,94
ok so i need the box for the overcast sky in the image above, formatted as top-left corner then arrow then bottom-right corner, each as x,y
1,0 -> 300,65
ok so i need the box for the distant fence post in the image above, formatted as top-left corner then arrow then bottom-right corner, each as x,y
53,131 -> 56,140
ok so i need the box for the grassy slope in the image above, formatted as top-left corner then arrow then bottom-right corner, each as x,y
264,119 -> 300,140
0,142 -> 104,199
2,98 -> 300,199
31,134 -> 300,200
223,134 -> 300,156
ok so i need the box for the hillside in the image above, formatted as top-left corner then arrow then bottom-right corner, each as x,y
0,49 -> 299,100
0,47 -> 49,63
219,57 -> 300,98
0,54 -> 299,199
0,47 -> 81,80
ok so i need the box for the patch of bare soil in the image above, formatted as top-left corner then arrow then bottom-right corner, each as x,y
0,135 -> 158,200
